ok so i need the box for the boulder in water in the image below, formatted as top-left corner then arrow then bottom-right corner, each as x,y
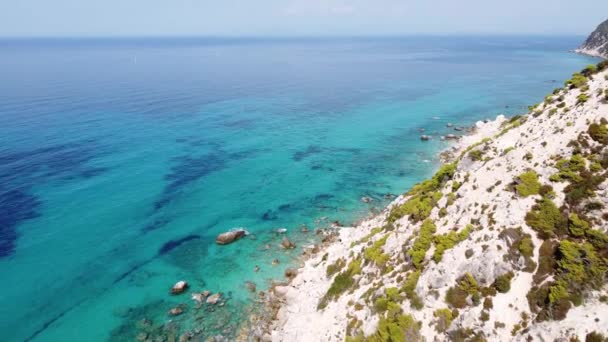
281,236 -> 295,249
168,307 -> 184,316
215,229 -> 247,245
171,280 -> 189,295
285,268 -> 297,278
420,135 -> 431,141
206,293 -> 221,304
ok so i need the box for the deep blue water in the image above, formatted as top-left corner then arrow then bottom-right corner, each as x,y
0,36 -> 597,341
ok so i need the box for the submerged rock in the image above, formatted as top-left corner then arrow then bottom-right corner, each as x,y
420,134 -> 431,141
215,229 -> 247,245
284,268 -> 297,278
168,307 -> 184,316
245,281 -> 257,292
171,281 -> 189,295
281,236 -> 295,249
206,293 -> 221,305
360,196 -> 373,203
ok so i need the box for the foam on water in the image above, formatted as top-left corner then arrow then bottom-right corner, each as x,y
0,36 -> 598,341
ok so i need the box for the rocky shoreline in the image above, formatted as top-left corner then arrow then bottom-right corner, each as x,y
245,62 -> 608,341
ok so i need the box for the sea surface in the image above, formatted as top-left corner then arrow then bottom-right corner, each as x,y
0,36 -> 598,341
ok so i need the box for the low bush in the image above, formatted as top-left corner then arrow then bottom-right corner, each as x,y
368,313 -> 421,342
388,163 -> 457,223
446,273 -> 480,308
326,257 -> 346,277
493,271 -> 515,293
407,219 -> 437,269
565,73 -> 588,89
364,235 -> 390,267
433,308 -> 454,333
525,197 -> 567,238
318,259 -> 362,309
433,225 -> 472,262
400,270 -> 423,309
515,171 -> 541,197
588,123 -> 608,145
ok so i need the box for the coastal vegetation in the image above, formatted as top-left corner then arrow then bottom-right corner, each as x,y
302,59 -> 608,342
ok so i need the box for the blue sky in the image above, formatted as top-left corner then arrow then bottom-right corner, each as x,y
1,0 -> 607,37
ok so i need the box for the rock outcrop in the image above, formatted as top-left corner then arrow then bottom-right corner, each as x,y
215,229 -> 247,245
576,18 -> 608,59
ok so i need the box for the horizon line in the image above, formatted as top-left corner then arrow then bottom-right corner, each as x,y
0,33 -> 588,40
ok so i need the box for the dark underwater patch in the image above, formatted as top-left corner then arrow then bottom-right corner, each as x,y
154,154 -> 227,210
158,234 -> 201,255
0,140 -> 106,182
0,188 -> 41,257
261,209 -> 278,221
292,145 -> 322,161
0,140 -> 107,258
152,148 -> 260,213
141,217 -> 171,233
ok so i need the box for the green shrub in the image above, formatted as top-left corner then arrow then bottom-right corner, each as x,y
388,163 -> 456,223
407,219 -> 436,269
525,197 -> 567,238
551,155 -> 586,182
433,225 -> 472,262
581,64 -> 597,77
565,73 -> 588,89
588,123 -> 608,145
577,93 -> 589,104
368,313 -> 421,342
433,308 -> 454,333
326,258 -> 346,277
493,271 -> 515,293
515,171 -> 541,197
364,235 -> 390,266
446,273 -> 480,308
318,259 -> 362,309
585,229 -> 608,249
401,270 -> 423,309
518,236 -> 534,257
468,149 -> 484,161
585,331 -> 607,342
567,213 -> 589,237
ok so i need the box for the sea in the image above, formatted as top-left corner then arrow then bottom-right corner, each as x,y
0,36 -> 598,341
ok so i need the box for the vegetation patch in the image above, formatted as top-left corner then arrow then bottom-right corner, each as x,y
364,235 -> 390,267
318,259 -> 362,309
388,163 -> 456,223
515,171 -> 541,197
326,257 -> 346,278
445,273 -> 480,308
433,308 -> 454,333
400,270 -> 423,309
407,219 -> 437,269
525,197 -> 567,238
433,224 -> 472,262
493,271 -> 515,293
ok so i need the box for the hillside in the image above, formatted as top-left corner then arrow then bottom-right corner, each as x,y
255,61 -> 608,341
577,18 -> 608,58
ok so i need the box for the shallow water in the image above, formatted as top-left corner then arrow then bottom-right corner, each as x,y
0,36 -> 597,341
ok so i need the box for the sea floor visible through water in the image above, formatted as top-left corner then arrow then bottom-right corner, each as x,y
0,36 -> 599,341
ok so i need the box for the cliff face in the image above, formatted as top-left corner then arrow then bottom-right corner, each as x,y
577,18 -> 608,58
263,61 -> 608,342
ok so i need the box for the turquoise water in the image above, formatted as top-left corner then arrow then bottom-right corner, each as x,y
0,37 -> 597,341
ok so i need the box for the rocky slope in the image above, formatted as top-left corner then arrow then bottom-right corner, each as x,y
258,61 -> 608,342
576,18 -> 608,59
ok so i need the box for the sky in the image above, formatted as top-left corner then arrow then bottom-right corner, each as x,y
0,0 -> 607,37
